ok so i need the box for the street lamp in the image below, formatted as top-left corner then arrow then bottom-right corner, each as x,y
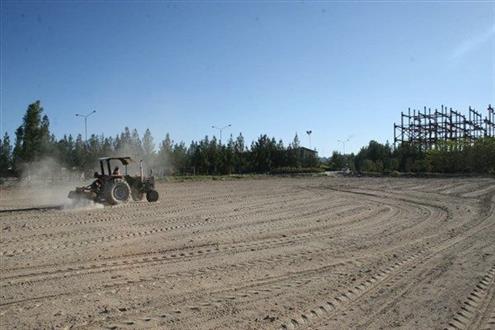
337,135 -> 353,155
306,130 -> 312,149
211,124 -> 231,144
337,135 -> 353,169
75,110 -> 96,142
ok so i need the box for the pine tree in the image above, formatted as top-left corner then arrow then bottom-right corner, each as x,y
234,133 -> 246,173
12,126 -> 24,172
142,129 -> 155,166
10,101 -> 57,170
73,134 -> 86,170
172,142 -> 187,174
0,133 -> 12,176
19,101 -> 44,162
157,133 -> 173,175
40,114 -> 53,156
131,129 -> 143,158
287,133 -> 301,168
292,133 -> 300,149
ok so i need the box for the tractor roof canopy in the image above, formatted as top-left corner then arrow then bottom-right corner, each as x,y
98,157 -> 134,166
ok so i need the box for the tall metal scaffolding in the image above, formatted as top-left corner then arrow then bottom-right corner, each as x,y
394,105 -> 494,150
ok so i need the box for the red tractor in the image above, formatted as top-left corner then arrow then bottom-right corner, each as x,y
68,157 -> 159,205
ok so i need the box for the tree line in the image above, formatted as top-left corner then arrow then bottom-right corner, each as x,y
0,101 -> 319,177
327,138 -> 495,175
2,101 -> 494,178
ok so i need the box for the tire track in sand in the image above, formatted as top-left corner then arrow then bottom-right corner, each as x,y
275,188 -> 494,329
445,265 -> 495,330
0,194 -> 335,256
1,203 -> 390,287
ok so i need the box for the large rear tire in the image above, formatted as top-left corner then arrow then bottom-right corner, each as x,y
146,190 -> 159,202
104,179 -> 131,205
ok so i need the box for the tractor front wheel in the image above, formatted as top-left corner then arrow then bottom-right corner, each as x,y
146,190 -> 159,202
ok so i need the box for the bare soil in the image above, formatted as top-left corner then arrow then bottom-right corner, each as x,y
0,177 -> 494,329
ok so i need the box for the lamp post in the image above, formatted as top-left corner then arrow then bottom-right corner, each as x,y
337,135 -> 353,155
211,124 -> 231,144
306,130 -> 312,149
337,139 -> 347,155
337,135 -> 353,169
75,110 -> 96,142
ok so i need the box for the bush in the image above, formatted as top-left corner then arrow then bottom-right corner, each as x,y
270,167 -> 324,175
390,170 -> 401,177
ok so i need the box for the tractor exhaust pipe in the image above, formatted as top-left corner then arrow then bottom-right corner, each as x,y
140,160 -> 144,181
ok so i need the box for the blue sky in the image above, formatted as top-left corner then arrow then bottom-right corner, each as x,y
1,1 -> 494,156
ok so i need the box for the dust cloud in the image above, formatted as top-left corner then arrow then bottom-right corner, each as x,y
14,157 -> 102,210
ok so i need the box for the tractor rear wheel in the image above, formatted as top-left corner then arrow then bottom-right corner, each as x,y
146,190 -> 159,202
104,179 -> 131,205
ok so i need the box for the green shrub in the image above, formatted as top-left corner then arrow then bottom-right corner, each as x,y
390,170 -> 401,177
270,167 -> 324,175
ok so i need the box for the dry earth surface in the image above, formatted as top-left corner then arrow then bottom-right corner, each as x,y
0,176 -> 494,330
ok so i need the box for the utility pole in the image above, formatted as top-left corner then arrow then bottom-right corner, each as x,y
75,110 -> 96,142
211,124 -> 231,144
306,130 -> 312,149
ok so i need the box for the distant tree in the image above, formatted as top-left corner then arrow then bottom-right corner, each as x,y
12,126 -> 24,172
292,133 -> 300,149
102,136 -> 114,156
39,114 -> 54,156
206,136 -> 221,174
55,135 -> 73,168
15,101 -> 46,163
251,134 -> 274,172
113,134 -> 121,152
142,129 -> 155,154
223,135 -> 235,174
73,134 -> 86,170
393,142 -> 425,172
328,151 -> 346,170
0,132 -> 12,176
469,137 -> 495,173
187,140 -> 200,175
233,133 -> 247,173
301,149 -> 319,168
142,129 -> 155,166
271,139 -> 285,169
287,133 -> 302,168
192,136 -> 215,175
355,140 -> 393,173
86,134 -> 102,166
131,128 -> 143,158
157,133 -> 173,175
122,127 -> 132,145
171,142 -> 188,174
115,127 -> 132,155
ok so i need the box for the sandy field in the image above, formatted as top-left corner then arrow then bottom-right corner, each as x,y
0,176 -> 494,329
